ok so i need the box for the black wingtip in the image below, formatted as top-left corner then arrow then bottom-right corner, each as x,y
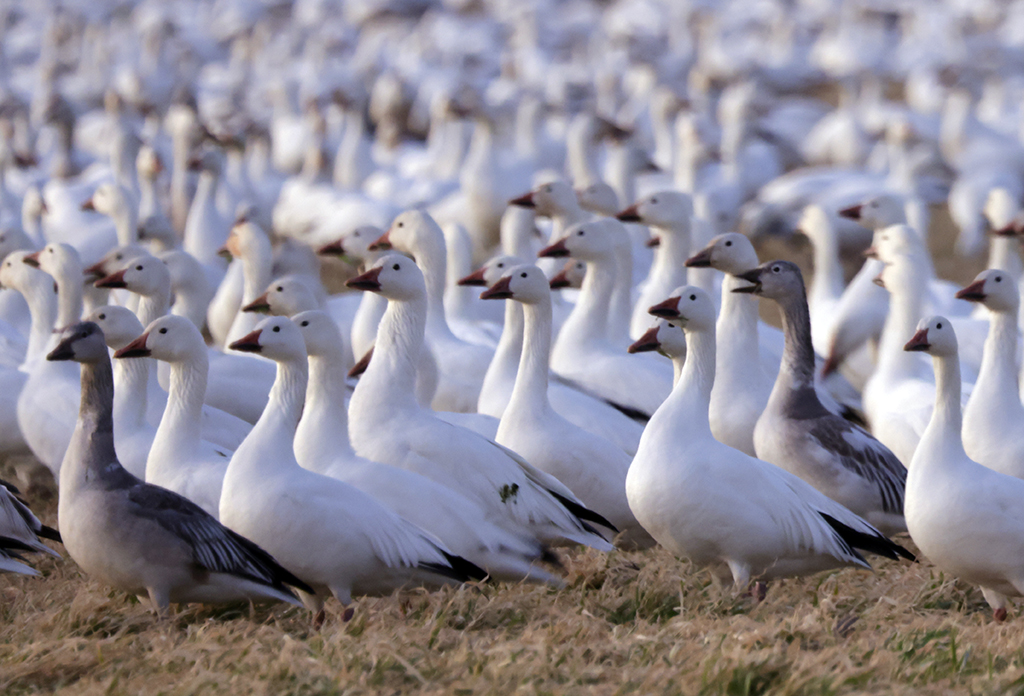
421,551 -> 490,584
549,491 -> 619,537
819,512 -> 916,562
36,524 -> 62,543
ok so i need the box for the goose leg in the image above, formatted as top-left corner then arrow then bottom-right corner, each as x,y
980,586 -> 1009,622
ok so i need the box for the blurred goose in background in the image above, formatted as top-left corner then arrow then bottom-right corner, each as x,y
0,479 -> 60,575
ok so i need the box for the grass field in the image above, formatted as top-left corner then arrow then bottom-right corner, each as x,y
1,207 -> 1014,696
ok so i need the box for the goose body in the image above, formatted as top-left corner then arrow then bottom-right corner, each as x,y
0,479 -> 61,575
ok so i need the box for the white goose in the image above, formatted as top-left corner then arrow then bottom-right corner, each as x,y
368,209 -> 493,413
904,316 -> 1024,621
956,270 -> 1024,479
462,256 -> 643,456
539,219 -> 673,417
114,316 -> 237,518
480,264 -> 652,547
615,190 -> 694,340
734,261 -> 908,535
345,254 -> 615,550
291,309 -> 561,586
47,322 -> 311,616
625,286 -> 913,590
219,316 -> 485,618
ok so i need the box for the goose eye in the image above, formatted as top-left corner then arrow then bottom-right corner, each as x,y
392,263 -> 400,270
135,265 -> 143,270
272,326 -> 280,333
520,272 -> 527,278
300,320 -> 309,327
725,240 -> 732,247
397,222 -> 404,228
115,254 -> 123,260
276,286 -> 283,292
544,185 -> 552,192
936,322 -> 943,329
996,276 -> 1002,282
577,230 -> 584,236
667,323 -> 674,328
497,263 -> 504,268
48,248 -> 53,253
98,313 -> 106,320
772,266 -> 780,273
690,294 -> 696,300
651,197 -> 658,204
159,328 -> 167,334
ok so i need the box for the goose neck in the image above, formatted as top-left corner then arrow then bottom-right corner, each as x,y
877,263 -> 926,377
137,288 -> 171,328
240,235 -> 273,305
138,175 -> 158,219
157,352 -> 210,449
977,310 -> 1020,397
64,357 -> 117,490
296,354 -> 355,466
564,256 -> 616,345
775,287 -> 817,389
54,272 -> 83,331
113,354 -> 149,428
665,326 -> 715,428
508,299 -> 553,416
357,295 -> 427,412
649,223 -> 690,285
260,359 -> 308,439
809,227 -> 844,302
921,351 -> 965,462
717,275 -> 764,369
414,234 -> 456,340
20,275 -> 59,363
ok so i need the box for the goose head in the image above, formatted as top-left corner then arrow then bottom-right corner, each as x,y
956,269 -> 1019,313
317,225 -> 384,263
219,219 -> 269,261
627,318 -> 687,359
292,310 -> 342,359
549,259 -> 586,290
480,264 -> 549,305
865,224 -> 921,263
85,305 -> 144,350
244,276 -> 318,315
733,260 -> 804,300
538,219 -> 617,262
576,182 -> 620,216
229,316 -> 307,363
985,187 -> 1020,233
158,249 -> 209,293
616,191 -> 693,229
510,180 -> 578,218
0,250 -> 51,292
685,232 -> 759,275
345,253 -> 426,302
82,182 -> 131,217
369,209 -> 441,255
839,194 -> 905,229
904,316 -> 957,357
23,242 -> 82,281
457,255 -> 525,287
95,254 -> 170,298
647,285 -> 716,332
84,244 -> 148,280
115,315 -> 205,363
47,322 -> 106,363
22,187 -> 47,223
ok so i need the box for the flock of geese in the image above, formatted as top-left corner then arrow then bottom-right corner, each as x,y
7,0 -> 1024,627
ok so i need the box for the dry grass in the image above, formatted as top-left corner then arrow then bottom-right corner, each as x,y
4,459 -> 1024,696
1,205 -> 1010,696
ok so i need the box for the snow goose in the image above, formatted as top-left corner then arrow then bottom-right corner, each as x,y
159,249 -> 215,332
113,316 -> 237,517
904,316 -> 1024,621
369,209 -> 492,413
46,321 -> 311,616
479,265 -> 652,548
616,191 -> 693,340
220,316 -> 486,617
798,204 -> 848,357
0,479 -> 61,575
345,254 -> 615,550
625,285 -> 912,591
462,257 -> 643,455
956,271 -> 1024,479
539,219 -> 673,417
220,219 -> 274,347
291,309 -> 561,586
734,261 -> 908,535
